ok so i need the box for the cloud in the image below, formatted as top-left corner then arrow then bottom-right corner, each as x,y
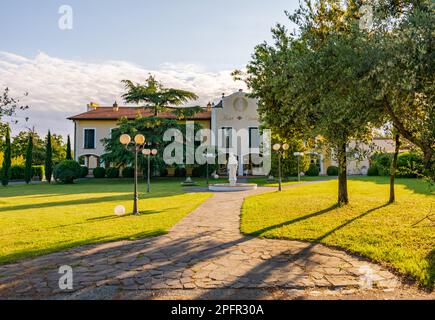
0,51 -> 247,140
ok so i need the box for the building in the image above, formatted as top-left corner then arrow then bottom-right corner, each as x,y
68,90 -> 395,176
68,103 -> 212,169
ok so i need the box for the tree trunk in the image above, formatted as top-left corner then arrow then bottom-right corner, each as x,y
337,142 -> 349,206
389,134 -> 401,203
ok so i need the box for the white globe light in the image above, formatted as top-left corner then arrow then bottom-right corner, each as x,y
143,149 -> 151,156
114,205 -> 126,216
273,144 -> 281,151
134,134 -> 146,145
151,149 -> 158,156
120,134 -> 131,145
282,143 -> 290,151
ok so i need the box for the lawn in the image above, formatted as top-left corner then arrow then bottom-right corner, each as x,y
246,175 -> 334,187
0,178 -> 211,264
242,177 -> 434,287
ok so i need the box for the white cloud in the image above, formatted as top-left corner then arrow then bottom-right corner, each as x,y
0,51 -> 247,140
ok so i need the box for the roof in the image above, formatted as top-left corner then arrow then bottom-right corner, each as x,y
68,107 -> 211,121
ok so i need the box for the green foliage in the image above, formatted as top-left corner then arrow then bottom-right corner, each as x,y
45,131 -> 53,183
1,126 -> 11,186
10,165 -> 25,180
101,116 -> 203,172
79,166 -> 89,178
122,75 -> 198,116
24,134 -> 33,184
396,152 -> 424,178
370,152 -> 424,178
53,160 -> 81,184
305,163 -> 320,177
32,165 -> 45,181
371,153 -> 392,176
327,166 -> 339,176
106,167 -> 119,178
192,164 -> 217,178
92,167 -> 106,179
174,166 -> 186,177
367,166 -> 379,177
66,135 -> 72,160
122,167 -> 135,178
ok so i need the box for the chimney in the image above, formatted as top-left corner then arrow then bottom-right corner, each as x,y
206,102 -> 212,112
239,89 -> 243,92
113,101 -> 119,111
87,102 -> 99,111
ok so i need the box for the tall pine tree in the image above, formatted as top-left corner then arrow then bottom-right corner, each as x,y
24,133 -> 33,184
66,135 -> 72,160
1,126 -> 11,186
45,130 -> 53,183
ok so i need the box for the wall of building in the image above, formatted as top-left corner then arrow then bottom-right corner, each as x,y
212,91 -> 261,175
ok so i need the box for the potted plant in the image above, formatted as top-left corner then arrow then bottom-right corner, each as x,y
167,165 -> 176,177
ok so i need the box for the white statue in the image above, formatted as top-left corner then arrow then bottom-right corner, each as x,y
227,153 -> 238,186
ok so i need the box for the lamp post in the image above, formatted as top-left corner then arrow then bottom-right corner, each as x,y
293,152 -> 305,182
273,143 -> 289,192
204,152 -> 214,186
142,148 -> 158,193
120,133 -> 146,215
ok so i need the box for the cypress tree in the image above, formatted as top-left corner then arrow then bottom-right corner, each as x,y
24,133 -> 33,184
66,135 -> 72,160
45,130 -> 53,183
1,126 -> 11,186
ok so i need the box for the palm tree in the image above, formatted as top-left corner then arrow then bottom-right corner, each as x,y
122,75 -> 198,117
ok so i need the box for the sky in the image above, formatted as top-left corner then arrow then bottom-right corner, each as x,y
0,0 -> 298,140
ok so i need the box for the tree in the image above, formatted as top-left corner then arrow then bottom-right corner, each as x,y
24,133 -> 33,184
122,75 -> 199,116
244,1 -> 382,205
66,135 -> 73,160
12,130 -> 45,165
368,1 -> 434,177
1,126 -> 11,186
50,134 -> 66,163
45,131 -> 53,183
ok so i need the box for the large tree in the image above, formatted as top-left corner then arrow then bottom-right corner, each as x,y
122,75 -> 199,117
245,1 -> 382,205
24,133 -> 33,184
45,131 -> 53,183
1,126 -> 11,186
66,135 -> 73,160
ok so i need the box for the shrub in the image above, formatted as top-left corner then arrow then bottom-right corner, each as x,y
192,164 -> 218,178
106,167 -> 119,178
326,166 -> 339,176
122,167 -> 135,178
175,166 -> 186,177
93,167 -> 106,178
370,153 -> 391,176
397,152 -> 424,178
32,165 -> 45,181
10,165 -> 25,180
305,163 -> 320,177
367,166 -> 379,176
53,160 -> 81,184
80,166 -> 89,178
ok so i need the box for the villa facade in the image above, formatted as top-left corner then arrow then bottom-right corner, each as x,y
68,90 -> 395,176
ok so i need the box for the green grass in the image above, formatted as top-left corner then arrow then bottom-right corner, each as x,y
242,177 -> 434,287
0,178 -> 212,264
245,175 -> 334,187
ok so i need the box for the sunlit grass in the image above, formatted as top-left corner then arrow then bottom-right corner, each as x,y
0,178 -> 211,264
242,177 -> 434,287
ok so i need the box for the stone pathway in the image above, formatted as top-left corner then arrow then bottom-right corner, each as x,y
0,183 -> 432,300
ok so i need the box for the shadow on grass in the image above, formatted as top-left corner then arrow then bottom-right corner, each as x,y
350,176 -> 433,196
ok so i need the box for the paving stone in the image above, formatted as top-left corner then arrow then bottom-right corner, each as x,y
0,184 -> 409,299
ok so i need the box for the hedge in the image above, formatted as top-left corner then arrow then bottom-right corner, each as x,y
53,160 -> 82,184
93,167 -> 106,179
122,167 -> 135,178
305,163 -> 320,177
326,166 -> 339,176
106,167 -> 119,178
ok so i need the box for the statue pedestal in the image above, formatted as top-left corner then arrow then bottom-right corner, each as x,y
208,183 -> 258,192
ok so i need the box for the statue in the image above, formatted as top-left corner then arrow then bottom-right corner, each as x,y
227,153 -> 238,186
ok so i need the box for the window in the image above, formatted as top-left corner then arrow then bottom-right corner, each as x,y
221,127 -> 232,149
249,127 -> 260,148
84,129 -> 96,149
